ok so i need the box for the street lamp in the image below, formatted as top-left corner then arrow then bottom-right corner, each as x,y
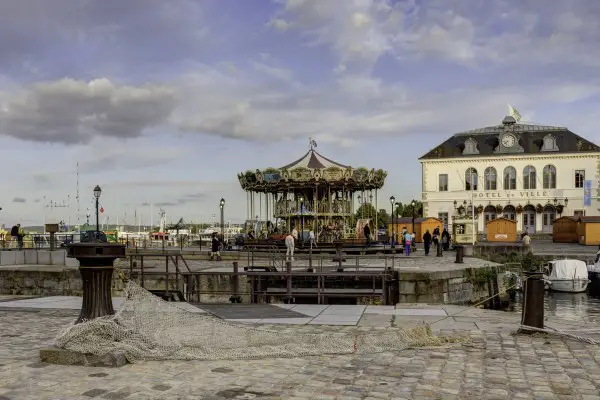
390,196 -> 396,248
93,185 -> 101,232
219,198 -> 225,239
411,200 -> 416,232
299,196 -> 304,242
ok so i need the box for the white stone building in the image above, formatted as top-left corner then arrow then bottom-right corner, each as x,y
420,115 -> 600,235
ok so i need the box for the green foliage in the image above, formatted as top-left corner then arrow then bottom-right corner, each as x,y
522,251 -> 538,272
400,200 -> 423,218
354,204 -> 390,229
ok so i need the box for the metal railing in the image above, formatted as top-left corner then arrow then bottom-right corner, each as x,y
180,258 -> 398,305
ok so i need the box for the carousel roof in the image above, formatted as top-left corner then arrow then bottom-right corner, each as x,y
281,149 -> 349,170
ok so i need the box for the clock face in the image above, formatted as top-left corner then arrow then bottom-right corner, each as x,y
502,134 -> 516,148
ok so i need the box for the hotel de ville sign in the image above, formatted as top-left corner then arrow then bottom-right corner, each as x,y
472,190 -> 563,199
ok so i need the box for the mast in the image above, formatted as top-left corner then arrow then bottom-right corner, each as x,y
76,162 -> 80,225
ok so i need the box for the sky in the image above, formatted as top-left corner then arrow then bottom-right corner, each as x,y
2,0 -> 600,227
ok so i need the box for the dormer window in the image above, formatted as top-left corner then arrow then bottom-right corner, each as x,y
463,138 -> 479,155
541,134 -> 559,152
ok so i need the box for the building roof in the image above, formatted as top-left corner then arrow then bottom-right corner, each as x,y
281,149 -> 349,170
420,115 -> 600,160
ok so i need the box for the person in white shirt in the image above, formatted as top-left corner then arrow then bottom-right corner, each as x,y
292,227 -> 298,241
309,229 -> 317,248
285,232 -> 295,261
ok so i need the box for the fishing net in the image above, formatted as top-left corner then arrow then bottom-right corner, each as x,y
55,281 -> 450,362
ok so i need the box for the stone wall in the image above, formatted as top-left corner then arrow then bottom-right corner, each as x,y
0,250 -> 67,265
398,265 -> 506,305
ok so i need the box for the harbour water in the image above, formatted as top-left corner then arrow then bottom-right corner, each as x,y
512,291 -> 600,324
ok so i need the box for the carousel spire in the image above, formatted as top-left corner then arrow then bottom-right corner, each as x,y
309,137 -> 317,150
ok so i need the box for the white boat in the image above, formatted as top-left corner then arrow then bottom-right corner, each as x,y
543,259 -> 590,293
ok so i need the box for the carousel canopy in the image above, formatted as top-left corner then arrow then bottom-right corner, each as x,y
281,149 -> 348,170
238,143 -> 387,193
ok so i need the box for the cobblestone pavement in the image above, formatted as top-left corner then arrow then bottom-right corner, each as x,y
1,308 -> 600,400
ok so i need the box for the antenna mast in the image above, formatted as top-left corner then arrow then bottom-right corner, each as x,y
76,162 -> 80,226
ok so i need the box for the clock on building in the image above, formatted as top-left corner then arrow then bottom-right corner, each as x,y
501,134 -> 516,148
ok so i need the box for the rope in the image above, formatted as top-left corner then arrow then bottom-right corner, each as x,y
427,273 -> 600,346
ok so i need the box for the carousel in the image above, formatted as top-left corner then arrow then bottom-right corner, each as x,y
237,140 -> 387,242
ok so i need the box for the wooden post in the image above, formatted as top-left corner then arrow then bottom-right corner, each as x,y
230,261 -> 241,303
165,255 -> 169,296
140,256 -> 145,288
520,272 -> 545,332
284,261 -> 293,304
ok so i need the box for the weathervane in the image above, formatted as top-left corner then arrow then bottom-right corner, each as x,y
309,137 -> 317,150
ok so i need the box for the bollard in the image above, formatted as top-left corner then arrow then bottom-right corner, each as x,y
66,243 -> 126,324
230,261 -> 242,303
520,271 -> 544,332
283,261 -> 294,304
455,245 -> 464,263
436,242 -> 443,257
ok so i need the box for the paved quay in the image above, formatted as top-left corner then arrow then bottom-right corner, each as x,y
1,298 -> 600,399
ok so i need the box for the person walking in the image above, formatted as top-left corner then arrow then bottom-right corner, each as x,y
309,229 -> 317,248
10,224 -> 19,249
522,232 -> 531,248
423,229 -> 432,255
441,228 -> 451,251
403,230 -> 413,256
210,232 -> 221,261
285,231 -> 295,261
363,224 -> 371,247
401,226 -> 407,249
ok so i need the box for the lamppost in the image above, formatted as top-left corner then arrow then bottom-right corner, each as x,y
219,198 -> 225,239
390,196 -> 396,248
93,185 -> 101,232
299,196 -> 304,242
411,200 -> 416,231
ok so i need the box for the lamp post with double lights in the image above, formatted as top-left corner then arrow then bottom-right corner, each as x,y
93,185 -> 101,233
299,196 -> 304,243
219,198 -> 225,239
390,196 -> 396,248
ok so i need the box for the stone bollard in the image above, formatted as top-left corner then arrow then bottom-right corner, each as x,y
455,245 -> 464,263
520,271 -> 544,333
40,242 -> 127,367
436,242 -> 443,257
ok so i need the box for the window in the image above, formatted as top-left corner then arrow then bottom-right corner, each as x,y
438,212 -> 448,228
463,138 -> 479,155
456,224 -> 465,234
543,165 -> 556,189
484,167 -> 497,190
438,174 -> 448,191
575,170 -> 585,188
465,168 -> 478,191
574,210 -> 584,218
523,165 -> 536,189
503,166 -> 516,190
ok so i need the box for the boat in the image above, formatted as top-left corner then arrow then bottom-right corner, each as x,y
543,259 -> 590,293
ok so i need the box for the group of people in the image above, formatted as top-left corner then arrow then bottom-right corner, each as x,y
284,226 -> 317,261
422,227 -> 451,255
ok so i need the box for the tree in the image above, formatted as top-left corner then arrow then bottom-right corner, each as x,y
354,204 -> 389,229
401,200 -> 423,218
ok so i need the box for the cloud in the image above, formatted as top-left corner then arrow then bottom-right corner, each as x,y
12,197 -> 26,203
271,0 -> 600,70
0,0 -> 209,75
154,192 -> 206,207
0,78 -> 177,145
